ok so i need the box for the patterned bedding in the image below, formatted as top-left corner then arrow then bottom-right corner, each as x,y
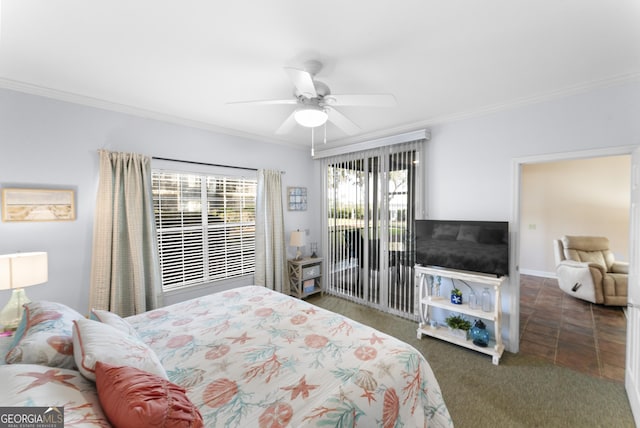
127,286 -> 453,427
1,286 -> 452,427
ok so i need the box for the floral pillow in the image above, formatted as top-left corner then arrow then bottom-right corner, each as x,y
0,363 -> 109,426
95,361 -> 203,428
73,317 -> 167,381
5,301 -> 84,368
90,308 -> 140,339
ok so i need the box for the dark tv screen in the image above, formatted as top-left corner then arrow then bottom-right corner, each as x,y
415,220 -> 509,277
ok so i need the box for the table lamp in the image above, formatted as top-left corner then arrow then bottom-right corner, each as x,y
289,230 -> 305,260
0,252 -> 48,330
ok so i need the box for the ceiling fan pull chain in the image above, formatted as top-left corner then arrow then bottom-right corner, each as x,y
311,127 -> 315,156
324,123 -> 327,144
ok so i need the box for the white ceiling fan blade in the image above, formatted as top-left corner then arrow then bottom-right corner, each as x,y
327,108 -> 360,135
226,99 -> 297,106
275,111 -> 298,135
284,67 -> 318,98
325,93 -> 397,107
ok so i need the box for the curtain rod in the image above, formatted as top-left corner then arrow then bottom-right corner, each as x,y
152,156 -> 259,172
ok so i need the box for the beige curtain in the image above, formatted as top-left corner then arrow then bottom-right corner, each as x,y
255,169 -> 286,293
89,150 -> 162,316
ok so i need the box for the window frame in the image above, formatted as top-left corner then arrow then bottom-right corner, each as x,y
151,167 -> 257,292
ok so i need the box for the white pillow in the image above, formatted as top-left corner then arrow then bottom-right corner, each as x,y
90,308 -> 140,339
72,318 -> 167,381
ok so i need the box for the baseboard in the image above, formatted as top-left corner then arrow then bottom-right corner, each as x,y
519,269 -> 556,279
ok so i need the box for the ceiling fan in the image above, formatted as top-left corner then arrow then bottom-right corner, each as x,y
228,60 -> 397,139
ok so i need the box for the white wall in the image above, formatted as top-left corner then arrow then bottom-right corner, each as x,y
424,80 -> 640,350
0,89 -> 320,313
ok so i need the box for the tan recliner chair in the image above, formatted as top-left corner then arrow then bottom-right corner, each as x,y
553,235 -> 628,306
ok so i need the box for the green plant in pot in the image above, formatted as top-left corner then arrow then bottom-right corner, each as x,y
445,314 -> 471,332
450,287 -> 462,305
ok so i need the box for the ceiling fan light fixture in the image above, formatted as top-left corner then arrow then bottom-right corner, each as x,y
294,105 -> 328,128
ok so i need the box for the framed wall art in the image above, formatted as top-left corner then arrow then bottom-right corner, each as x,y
287,187 -> 307,211
2,188 -> 76,222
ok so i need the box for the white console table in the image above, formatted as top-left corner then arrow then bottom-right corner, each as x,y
415,265 -> 507,365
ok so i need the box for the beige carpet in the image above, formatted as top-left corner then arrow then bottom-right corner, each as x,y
307,293 -> 635,428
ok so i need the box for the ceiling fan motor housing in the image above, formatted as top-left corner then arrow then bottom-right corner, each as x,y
295,80 -> 330,101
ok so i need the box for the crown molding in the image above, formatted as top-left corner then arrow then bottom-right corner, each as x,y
1,70 -> 638,153
324,71 -> 640,148
428,71 -> 640,126
0,77 -> 303,149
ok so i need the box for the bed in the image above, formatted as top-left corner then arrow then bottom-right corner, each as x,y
1,285 -> 452,427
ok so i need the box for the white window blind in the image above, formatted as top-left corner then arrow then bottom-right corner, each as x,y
152,170 -> 256,291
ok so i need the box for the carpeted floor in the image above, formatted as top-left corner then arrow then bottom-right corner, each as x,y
307,293 -> 635,428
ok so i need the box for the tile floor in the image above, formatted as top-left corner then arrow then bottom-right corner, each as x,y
519,274 -> 627,382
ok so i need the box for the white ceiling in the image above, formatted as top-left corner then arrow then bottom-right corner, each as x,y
1,1 -> 639,151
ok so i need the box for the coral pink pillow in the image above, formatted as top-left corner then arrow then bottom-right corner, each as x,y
95,362 -> 203,428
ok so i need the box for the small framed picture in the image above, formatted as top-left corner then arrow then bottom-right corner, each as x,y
287,187 -> 307,211
2,188 -> 76,222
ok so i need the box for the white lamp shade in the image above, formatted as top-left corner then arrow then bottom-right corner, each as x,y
0,252 -> 48,290
294,106 -> 328,128
0,252 -> 47,330
289,231 -> 305,247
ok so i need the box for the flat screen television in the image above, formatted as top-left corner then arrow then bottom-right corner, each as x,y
414,220 -> 509,277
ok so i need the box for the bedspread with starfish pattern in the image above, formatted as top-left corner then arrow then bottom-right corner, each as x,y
126,285 -> 453,428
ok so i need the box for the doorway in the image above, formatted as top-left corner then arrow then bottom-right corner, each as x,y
519,156 -> 630,380
512,146 -> 634,355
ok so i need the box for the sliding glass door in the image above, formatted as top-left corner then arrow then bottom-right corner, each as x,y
322,140 -> 423,318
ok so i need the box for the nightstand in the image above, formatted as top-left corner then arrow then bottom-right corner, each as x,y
287,257 -> 323,299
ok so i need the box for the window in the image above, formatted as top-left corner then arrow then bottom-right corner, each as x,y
152,170 -> 257,291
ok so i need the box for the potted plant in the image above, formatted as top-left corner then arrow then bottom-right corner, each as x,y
450,287 -> 462,305
445,314 -> 471,340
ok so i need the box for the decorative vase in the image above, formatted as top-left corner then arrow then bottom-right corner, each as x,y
470,319 -> 490,347
468,291 -> 479,310
482,287 -> 492,312
450,292 -> 462,305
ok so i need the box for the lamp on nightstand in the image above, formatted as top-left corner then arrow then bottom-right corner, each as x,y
289,230 -> 305,260
0,252 -> 48,330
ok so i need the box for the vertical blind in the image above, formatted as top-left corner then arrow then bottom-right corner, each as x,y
152,170 -> 256,291
322,140 -> 423,319
387,145 -> 418,315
